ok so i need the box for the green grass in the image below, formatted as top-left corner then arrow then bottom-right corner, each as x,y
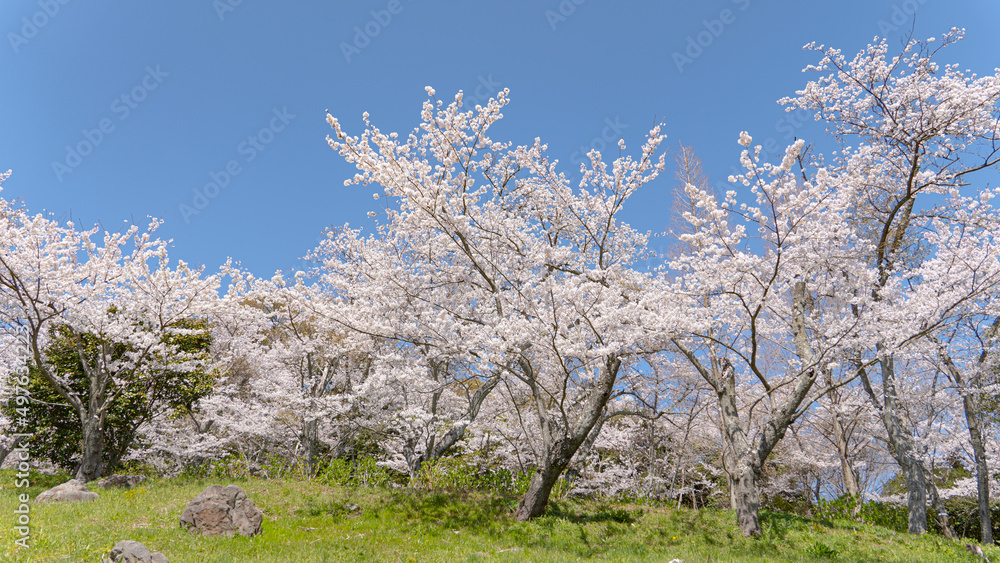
0,470 -> 997,562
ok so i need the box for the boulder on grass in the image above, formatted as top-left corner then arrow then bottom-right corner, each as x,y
97,475 -> 147,489
103,540 -> 168,563
179,485 -> 262,537
35,479 -> 98,503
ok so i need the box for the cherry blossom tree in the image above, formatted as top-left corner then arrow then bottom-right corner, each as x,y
666,131 -> 873,536
0,177 -> 219,480
320,87 -> 676,520
782,28 -> 1000,534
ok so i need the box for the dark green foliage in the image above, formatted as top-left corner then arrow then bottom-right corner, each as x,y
859,501 -> 910,532
763,489 -> 815,516
873,460 -> 999,543
930,497 -> 1000,544
865,497 -> 1000,544
1,322 -> 213,474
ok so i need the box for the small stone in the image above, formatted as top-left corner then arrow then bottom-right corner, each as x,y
102,540 -> 168,563
35,479 -> 98,503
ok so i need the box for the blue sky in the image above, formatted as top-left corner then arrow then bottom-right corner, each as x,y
2,1 -> 998,277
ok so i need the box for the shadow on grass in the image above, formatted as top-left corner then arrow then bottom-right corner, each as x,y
379,489 -> 519,532
545,501 -> 643,525
760,510 -> 831,540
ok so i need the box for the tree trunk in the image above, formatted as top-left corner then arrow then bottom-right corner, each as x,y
969,421 -> 994,545
832,413 -> 860,498
901,457 -> 928,535
715,409 -> 739,510
564,413 -> 607,484
726,472 -> 737,511
301,417 -> 320,476
703,282 -> 820,537
829,400 -> 863,518
76,415 -> 105,482
0,435 -> 25,468
513,356 -> 620,522
824,371 -> 861,502
407,372 -> 502,477
961,370 -> 993,544
925,470 -> 955,539
732,459 -> 762,537
675,311 -> 820,538
860,354 -> 928,534
941,348 -> 994,545
713,355 -> 813,537
716,369 -> 764,537
514,440 -> 576,521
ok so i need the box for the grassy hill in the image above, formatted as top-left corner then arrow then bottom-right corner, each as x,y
1,471 -> 996,562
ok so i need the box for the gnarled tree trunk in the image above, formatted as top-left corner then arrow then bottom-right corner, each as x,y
678,281 -> 823,537
515,438 -> 583,521
513,356 -> 620,522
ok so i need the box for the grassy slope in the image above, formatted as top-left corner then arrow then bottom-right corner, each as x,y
1,471 -> 997,562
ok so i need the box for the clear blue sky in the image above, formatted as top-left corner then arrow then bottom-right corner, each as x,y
2,1 -> 998,277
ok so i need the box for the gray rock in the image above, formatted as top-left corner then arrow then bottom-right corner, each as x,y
35,479 -> 98,503
98,475 -> 147,489
103,540 -> 168,563
179,485 -> 262,537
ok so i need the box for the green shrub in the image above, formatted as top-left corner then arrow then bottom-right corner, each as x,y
763,489 -> 813,516
415,456 -> 531,495
930,496 -> 1000,544
317,456 -> 407,488
855,496 -> 1000,542
859,501 -> 909,532
815,494 -> 861,522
